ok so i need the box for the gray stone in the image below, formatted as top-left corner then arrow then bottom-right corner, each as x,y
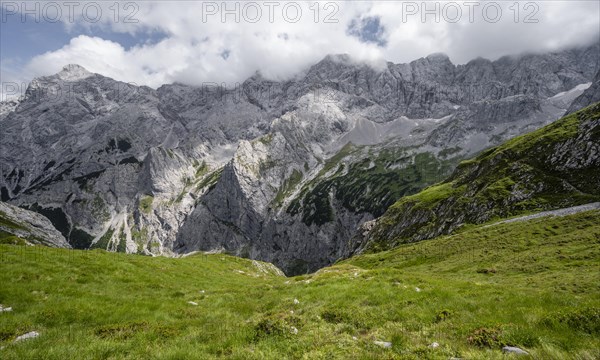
14,331 -> 39,342
502,346 -> 529,355
374,340 -> 392,348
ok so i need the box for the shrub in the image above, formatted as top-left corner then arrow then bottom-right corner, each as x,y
321,308 -> 371,329
435,309 -> 453,322
476,268 -> 497,274
322,309 -> 350,324
254,314 -> 303,340
467,326 -> 505,348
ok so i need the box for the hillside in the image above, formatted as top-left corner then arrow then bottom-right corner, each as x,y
1,210 -> 599,359
356,102 -> 600,252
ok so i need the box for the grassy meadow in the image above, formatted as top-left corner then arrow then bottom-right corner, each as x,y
1,210 -> 599,359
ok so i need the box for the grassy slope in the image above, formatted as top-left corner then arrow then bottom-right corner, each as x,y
1,210 -> 599,359
367,102 -> 600,250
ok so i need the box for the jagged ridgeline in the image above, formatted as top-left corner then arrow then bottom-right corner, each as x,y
0,43 -> 599,274
358,102 -> 600,252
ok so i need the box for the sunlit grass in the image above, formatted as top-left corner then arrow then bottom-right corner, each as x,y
1,210 -> 599,359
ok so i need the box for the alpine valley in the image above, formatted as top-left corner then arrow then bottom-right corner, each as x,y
1,42 -> 600,359
1,42 -> 599,276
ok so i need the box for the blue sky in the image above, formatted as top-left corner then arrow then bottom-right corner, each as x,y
1,6 -> 166,88
1,1 -> 599,99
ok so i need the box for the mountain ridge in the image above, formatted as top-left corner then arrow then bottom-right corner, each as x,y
1,42 -> 599,274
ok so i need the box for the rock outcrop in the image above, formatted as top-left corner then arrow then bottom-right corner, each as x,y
0,201 -> 70,248
567,69 -> 600,114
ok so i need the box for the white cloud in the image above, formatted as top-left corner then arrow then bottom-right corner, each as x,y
6,0 -> 600,92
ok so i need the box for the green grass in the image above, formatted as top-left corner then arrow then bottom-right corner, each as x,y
0,210 -> 598,359
394,182 -> 465,209
0,230 -> 27,245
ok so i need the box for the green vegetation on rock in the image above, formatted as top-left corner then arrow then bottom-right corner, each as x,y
367,102 -> 600,250
194,161 -> 209,179
116,228 -> 127,253
273,169 -> 303,207
195,168 -> 223,193
0,211 -> 54,247
0,211 -> 26,231
131,227 -> 149,252
288,145 -> 461,225
257,133 -> 273,145
90,194 -> 110,222
91,228 -> 114,250
0,230 -> 27,245
139,196 -> 154,215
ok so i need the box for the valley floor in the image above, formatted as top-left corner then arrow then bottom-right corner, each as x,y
0,210 -> 599,359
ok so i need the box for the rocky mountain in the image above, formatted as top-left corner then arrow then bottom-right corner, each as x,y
0,43 -> 598,274
568,69 -> 600,114
354,102 -> 600,253
0,201 -> 70,247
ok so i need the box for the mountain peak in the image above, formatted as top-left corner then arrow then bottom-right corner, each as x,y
312,54 -> 354,69
425,52 -> 451,62
56,64 -> 93,81
27,64 -> 93,91
323,54 -> 352,63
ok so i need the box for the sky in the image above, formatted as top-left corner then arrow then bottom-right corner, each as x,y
1,1 -> 599,99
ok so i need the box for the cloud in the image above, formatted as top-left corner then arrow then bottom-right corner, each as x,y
2,0 -> 599,95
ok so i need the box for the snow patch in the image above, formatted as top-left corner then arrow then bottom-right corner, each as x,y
550,82 -> 592,100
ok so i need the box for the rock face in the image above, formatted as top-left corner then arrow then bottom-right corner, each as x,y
357,103 -> 600,252
0,42 -> 598,274
567,69 -> 600,114
0,201 -> 70,248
